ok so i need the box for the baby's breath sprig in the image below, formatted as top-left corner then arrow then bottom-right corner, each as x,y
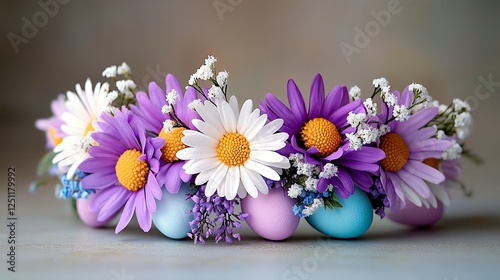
186,55 -> 229,104
101,62 -> 138,110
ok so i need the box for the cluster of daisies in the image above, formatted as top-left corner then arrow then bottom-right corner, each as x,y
35,56 -> 474,243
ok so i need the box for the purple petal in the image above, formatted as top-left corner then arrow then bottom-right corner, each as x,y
405,126 -> 437,144
348,169 -> 373,191
135,188 -> 152,232
78,157 -> 116,173
336,168 -> 355,198
146,171 -> 162,200
115,192 -> 137,233
287,79 -> 307,126
336,159 -> 380,173
323,148 -> 344,161
324,85 -> 348,115
89,186 -> 122,212
400,87 -> 414,107
165,163 -> 182,193
81,172 -> 118,190
308,74 -> 325,119
317,178 -> 329,193
328,98 -> 363,127
404,160 -> 445,184
397,107 -> 438,135
98,187 -> 130,221
88,146 -> 121,158
341,147 -> 385,163
396,168 -> 431,198
91,132 -> 127,154
264,93 -> 301,132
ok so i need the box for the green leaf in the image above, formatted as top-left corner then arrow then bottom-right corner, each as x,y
324,191 -> 343,211
37,151 -> 57,176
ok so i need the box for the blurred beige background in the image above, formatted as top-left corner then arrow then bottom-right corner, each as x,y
1,1 -> 500,279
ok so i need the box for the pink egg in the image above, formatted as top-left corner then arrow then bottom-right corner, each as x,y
241,187 -> 300,241
76,193 -> 117,228
387,201 -> 444,227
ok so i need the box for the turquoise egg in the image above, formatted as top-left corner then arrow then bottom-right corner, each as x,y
305,188 -> 373,239
152,183 -> 194,239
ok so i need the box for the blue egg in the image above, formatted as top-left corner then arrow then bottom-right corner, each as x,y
305,188 -> 373,239
152,183 -> 194,239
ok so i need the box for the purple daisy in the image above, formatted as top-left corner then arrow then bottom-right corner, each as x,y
260,74 -> 385,198
131,74 -> 200,193
79,107 -> 165,233
35,94 -> 67,148
377,88 -> 451,209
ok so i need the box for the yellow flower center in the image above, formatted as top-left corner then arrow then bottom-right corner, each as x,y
158,127 -> 187,163
48,127 -> 62,146
423,157 -> 440,170
300,118 -> 342,157
84,122 -> 94,136
380,133 -> 409,172
115,149 -> 149,191
216,132 -> 250,166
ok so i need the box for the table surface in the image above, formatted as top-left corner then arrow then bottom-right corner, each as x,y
1,179 -> 499,280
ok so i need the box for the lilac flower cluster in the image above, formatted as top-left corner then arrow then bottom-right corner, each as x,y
56,170 -> 94,199
186,185 -> 249,244
367,179 -> 389,218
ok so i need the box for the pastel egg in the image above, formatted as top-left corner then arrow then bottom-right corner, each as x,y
306,188 -> 373,239
387,201 -> 444,227
76,193 -> 116,228
152,183 -> 194,239
241,187 -> 300,241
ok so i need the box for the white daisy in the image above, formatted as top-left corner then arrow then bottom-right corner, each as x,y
53,79 -> 111,178
177,96 -> 290,200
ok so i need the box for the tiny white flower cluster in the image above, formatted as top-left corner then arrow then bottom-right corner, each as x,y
166,89 -> 180,106
302,198 -> 323,216
363,98 -> 378,117
373,77 -> 389,88
347,112 -> 366,127
392,104 -> 410,122
349,85 -> 361,100
409,83 -> 433,113
102,62 -> 131,78
187,55 -> 229,102
116,79 -> 137,98
188,99 -> 202,111
305,177 -> 319,191
382,91 -> 397,106
345,109 -> 381,151
188,55 -> 217,85
100,63 -> 137,110
442,140 -> 462,160
163,120 -> 174,132
319,163 -> 338,179
287,183 -> 303,199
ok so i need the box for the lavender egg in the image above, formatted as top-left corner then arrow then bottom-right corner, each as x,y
241,187 -> 300,241
76,193 -> 116,228
387,201 -> 444,227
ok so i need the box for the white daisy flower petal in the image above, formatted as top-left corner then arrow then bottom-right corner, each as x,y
179,96 -> 288,199
237,99 -> 253,133
239,166 -> 259,198
244,159 -> 280,181
243,114 -> 268,141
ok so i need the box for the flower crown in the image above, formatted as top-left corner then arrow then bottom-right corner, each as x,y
33,56 -> 476,243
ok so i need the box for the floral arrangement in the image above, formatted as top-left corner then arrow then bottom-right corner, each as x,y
33,56 -> 476,243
